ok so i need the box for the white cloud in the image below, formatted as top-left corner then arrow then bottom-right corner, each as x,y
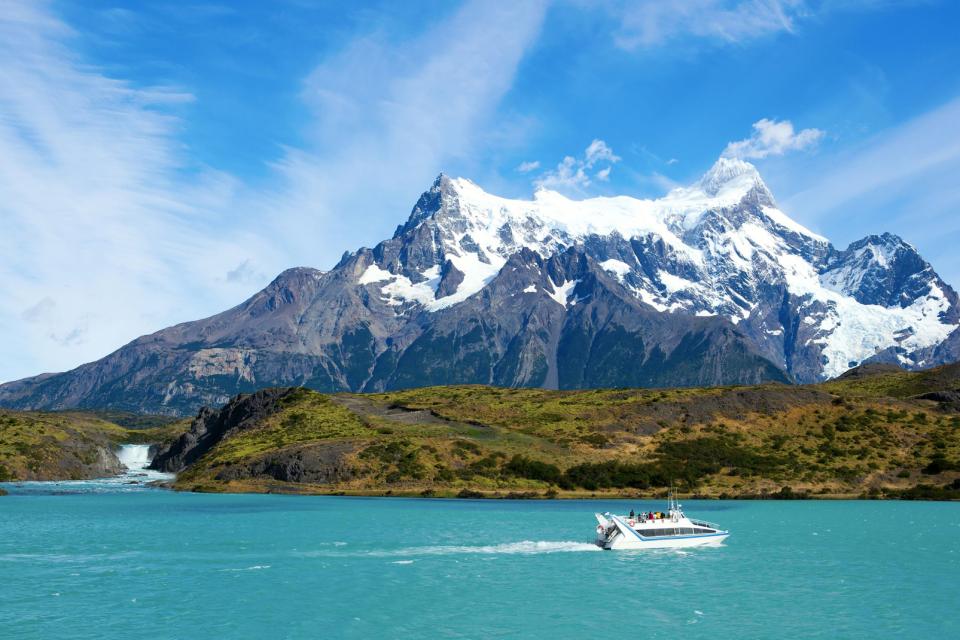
723,118 -> 824,159
0,3 -> 279,381
613,0 -> 806,50
516,160 -> 541,173
537,155 -> 589,190
584,139 -> 620,167
0,0 -> 547,382
255,1 -> 548,273
535,139 -> 621,193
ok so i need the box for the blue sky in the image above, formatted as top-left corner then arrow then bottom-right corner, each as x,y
2,0 -> 959,382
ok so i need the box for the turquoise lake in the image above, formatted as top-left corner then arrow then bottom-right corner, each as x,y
2,484 -> 958,639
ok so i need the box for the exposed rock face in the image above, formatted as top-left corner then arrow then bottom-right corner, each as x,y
2,160 -> 958,416
150,388 -> 296,472
6,442 -> 122,482
45,444 -> 125,481
213,442 -> 358,484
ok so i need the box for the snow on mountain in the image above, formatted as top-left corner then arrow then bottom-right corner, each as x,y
355,158 -> 959,380
3,156 -> 957,416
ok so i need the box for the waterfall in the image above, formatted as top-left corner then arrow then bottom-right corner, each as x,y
116,444 -> 152,471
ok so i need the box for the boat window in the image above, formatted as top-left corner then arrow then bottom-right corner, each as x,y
641,528 -> 680,537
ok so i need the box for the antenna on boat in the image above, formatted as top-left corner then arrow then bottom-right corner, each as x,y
668,483 -> 682,519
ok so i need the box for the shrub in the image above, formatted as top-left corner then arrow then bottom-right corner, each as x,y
922,455 -> 959,475
503,455 -> 563,484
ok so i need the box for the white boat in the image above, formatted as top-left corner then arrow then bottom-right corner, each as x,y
594,493 -> 729,550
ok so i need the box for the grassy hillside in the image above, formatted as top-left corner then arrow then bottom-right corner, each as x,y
168,364 -> 960,499
5,362 -> 959,497
0,410 -> 129,481
0,410 -> 188,481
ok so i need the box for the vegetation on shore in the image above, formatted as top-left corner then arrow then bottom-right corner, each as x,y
0,410 -> 183,481
3,362 -> 959,498
167,364 -> 960,500
0,410 -> 128,481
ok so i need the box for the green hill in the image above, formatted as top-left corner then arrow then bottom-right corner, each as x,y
4,363 -> 959,498
147,363 -> 960,499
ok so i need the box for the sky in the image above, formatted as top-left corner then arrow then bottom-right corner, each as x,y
1,0 -> 959,383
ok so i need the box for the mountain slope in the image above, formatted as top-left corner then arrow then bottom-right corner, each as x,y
2,159 -> 957,415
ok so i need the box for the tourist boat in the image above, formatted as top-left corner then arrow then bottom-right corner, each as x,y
594,493 -> 729,550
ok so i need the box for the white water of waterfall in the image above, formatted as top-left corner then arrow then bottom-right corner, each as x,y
1,443 -> 174,495
111,444 -> 174,486
117,444 -> 152,471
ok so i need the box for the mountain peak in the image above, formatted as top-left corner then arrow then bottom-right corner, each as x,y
698,157 -> 763,197
850,232 -> 909,251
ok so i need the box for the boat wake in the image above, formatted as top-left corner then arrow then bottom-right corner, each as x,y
299,540 -> 600,558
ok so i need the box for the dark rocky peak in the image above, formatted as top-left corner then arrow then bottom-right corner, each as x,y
236,267 -> 327,322
473,246 -> 588,306
845,232 -> 913,258
435,258 -> 465,298
150,387 -> 298,472
823,233 -> 959,313
393,173 -> 460,238
545,246 -> 590,286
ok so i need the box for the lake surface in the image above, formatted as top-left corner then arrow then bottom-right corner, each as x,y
1,483 -> 958,639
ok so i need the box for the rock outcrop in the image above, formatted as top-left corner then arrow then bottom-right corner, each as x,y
150,388 -> 296,472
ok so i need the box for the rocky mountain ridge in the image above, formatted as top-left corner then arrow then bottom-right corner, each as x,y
2,158 -> 957,415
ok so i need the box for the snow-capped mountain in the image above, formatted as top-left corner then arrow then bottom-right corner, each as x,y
349,157 -> 957,379
2,158 -> 957,414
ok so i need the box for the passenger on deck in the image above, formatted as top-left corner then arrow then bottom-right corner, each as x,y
629,509 -> 635,518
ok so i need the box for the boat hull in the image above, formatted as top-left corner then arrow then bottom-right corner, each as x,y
601,532 -> 729,550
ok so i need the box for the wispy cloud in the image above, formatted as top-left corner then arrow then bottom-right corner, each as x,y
516,160 -> 541,173
612,0 -> 806,50
0,0 -> 547,382
782,94 -> 960,284
252,1 -> 548,267
225,259 -> 266,284
534,139 -> 621,193
0,1 -> 279,381
784,96 -> 960,215
20,297 -> 56,324
723,118 -> 824,159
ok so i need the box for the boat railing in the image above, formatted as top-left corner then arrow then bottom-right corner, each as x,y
690,518 -> 721,530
